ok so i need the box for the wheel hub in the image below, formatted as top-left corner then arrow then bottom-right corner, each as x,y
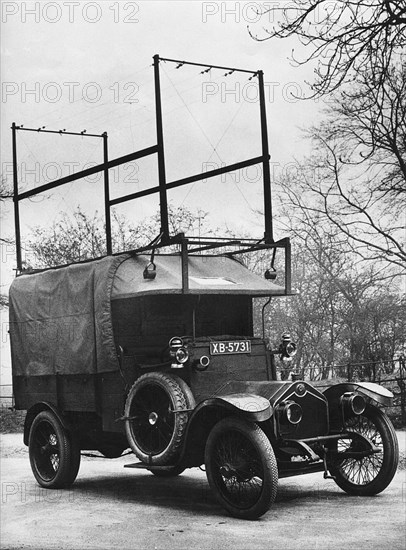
148,412 -> 159,426
219,463 -> 237,479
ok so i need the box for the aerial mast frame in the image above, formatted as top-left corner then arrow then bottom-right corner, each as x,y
11,55 -> 290,294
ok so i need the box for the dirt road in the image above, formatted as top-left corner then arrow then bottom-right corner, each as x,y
1,432 -> 405,550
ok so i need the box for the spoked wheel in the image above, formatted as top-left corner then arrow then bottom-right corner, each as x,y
328,404 -> 399,496
29,410 -> 81,488
205,417 -> 278,520
125,373 -> 190,465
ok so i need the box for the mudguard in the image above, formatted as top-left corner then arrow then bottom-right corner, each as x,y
191,392 -> 272,422
322,382 -> 394,407
23,401 -> 73,446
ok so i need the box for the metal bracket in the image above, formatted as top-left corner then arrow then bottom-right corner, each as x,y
115,415 -> 140,422
281,439 -> 321,462
322,446 -> 336,479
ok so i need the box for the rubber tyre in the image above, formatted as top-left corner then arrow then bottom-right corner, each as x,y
28,410 -> 81,489
175,376 -> 196,411
124,372 -> 189,465
65,430 -> 81,485
205,417 -> 278,520
328,404 -> 399,496
150,378 -> 194,476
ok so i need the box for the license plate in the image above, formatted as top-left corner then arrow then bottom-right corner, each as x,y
209,340 -> 251,355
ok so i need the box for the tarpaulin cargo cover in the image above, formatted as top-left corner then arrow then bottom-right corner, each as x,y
9,254 -> 285,377
112,255 -> 286,298
9,255 -> 127,377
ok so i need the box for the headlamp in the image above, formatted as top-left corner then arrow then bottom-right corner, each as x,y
278,400 -> 303,425
340,392 -> 366,416
175,347 -> 189,364
279,332 -> 297,361
169,336 -> 189,368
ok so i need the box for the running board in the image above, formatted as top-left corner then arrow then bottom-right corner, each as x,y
124,462 -> 178,472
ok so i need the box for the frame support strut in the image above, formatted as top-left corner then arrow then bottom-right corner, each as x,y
12,122 -> 22,272
258,70 -> 273,243
103,132 -> 112,255
154,54 -> 169,242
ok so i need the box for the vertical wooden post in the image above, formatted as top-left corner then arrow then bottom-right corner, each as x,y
12,123 -> 22,272
153,54 -> 169,242
103,132 -> 112,255
181,235 -> 189,293
284,238 -> 292,295
257,71 -> 273,244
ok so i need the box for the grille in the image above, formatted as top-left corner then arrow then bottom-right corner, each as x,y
275,383 -> 329,439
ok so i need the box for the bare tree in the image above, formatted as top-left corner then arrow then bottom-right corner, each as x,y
277,148 -> 405,268
269,55 -> 405,268
0,175 -> 13,245
0,176 -> 13,202
321,59 -> 406,207
28,205 -> 210,268
251,0 -> 406,97
0,176 -> 13,307
28,209 -> 108,267
263,206 -> 405,379
250,1 -> 406,266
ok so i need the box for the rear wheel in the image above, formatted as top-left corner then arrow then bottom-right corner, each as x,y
328,404 -> 398,495
125,373 -> 190,465
28,410 -> 81,488
205,417 -> 278,520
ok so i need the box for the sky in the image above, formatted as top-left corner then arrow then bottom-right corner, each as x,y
0,0 -> 327,383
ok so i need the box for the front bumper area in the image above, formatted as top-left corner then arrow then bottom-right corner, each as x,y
276,432 -> 381,478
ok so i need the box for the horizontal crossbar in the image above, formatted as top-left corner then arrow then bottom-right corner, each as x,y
17,145 -> 158,201
110,155 -> 266,206
159,55 -> 258,75
14,126 -> 104,138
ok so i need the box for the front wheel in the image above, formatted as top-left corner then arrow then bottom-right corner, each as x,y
205,417 -> 278,520
28,410 -> 81,489
328,404 -> 399,496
